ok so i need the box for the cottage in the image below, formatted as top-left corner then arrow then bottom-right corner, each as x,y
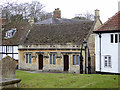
0,22 -> 30,68
18,9 -> 102,73
94,11 -> 120,74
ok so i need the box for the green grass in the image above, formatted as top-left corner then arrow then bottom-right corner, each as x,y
15,70 -> 119,88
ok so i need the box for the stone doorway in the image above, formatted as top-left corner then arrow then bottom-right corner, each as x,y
38,54 -> 43,70
64,55 -> 69,71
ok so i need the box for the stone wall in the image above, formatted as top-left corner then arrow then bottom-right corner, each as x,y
18,46 -> 84,73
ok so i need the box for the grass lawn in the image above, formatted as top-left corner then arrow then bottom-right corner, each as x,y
15,70 -> 119,88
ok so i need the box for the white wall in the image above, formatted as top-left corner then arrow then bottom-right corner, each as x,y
95,33 -> 119,73
118,42 -> 120,73
95,34 -> 100,71
0,46 -> 18,60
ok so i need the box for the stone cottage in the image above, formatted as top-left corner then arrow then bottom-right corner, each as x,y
18,9 -> 102,73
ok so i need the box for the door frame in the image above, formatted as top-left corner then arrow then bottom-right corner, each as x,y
63,55 -> 69,71
38,54 -> 43,70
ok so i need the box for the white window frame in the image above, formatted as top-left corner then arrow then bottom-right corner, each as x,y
104,55 -> 112,68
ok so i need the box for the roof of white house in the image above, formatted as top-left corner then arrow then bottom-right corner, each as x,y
94,11 -> 120,33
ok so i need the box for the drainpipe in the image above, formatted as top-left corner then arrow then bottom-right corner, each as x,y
99,33 -> 101,72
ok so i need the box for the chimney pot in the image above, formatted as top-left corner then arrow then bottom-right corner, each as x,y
53,8 -> 61,18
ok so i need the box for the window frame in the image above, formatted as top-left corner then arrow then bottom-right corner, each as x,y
26,53 -> 32,64
104,55 -> 112,68
73,55 -> 79,65
115,34 -> 118,43
50,54 -> 56,65
118,34 -> 120,43
26,54 -> 28,63
110,34 -> 114,43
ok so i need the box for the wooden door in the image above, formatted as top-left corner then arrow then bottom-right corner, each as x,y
64,55 -> 69,71
39,54 -> 43,70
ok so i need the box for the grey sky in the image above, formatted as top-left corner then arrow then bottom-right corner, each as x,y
1,0 -> 120,23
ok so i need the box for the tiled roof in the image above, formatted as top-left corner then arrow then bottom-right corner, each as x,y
35,18 -> 91,25
94,11 -> 120,32
2,22 -> 30,45
24,21 -> 94,45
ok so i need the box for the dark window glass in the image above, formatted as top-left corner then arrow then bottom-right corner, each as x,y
119,34 -> 120,43
77,55 -> 79,65
53,54 -> 56,64
111,34 -> 113,43
29,54 -> 31,64
50,54 -> 52,64
73,55 -> 75,65
26,54 -> 28,63
115,34 -> 118,43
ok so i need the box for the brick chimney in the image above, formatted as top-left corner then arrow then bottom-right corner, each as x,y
94,9 -> 100,21
53,8 -> 61,18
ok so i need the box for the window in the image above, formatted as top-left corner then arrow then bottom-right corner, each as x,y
104,55 -> 111,67
50,54 -> 56,64
50,54 -> 52,64
110,34 -> 113,43
29,54 -> 31,64
119,34 -> 120,43
115,34 -> 118,43
53,54 -> 56,64
7,46 -> 12,53
77,55 -> 79,65
73,55 -> 79,65
26,54 -> 32,64
73,55 -> 75,65
26,54 -> 28,63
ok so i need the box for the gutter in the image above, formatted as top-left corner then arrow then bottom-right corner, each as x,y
99,33 -> 101,72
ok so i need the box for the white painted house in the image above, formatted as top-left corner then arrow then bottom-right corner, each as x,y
94,11 -> 120,74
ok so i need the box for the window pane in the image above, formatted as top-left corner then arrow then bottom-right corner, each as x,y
73,55 -> 75,65
105,56 -> 107,59
111,34 -> 113,43
50,54 -> 52,64
26,54 -> 28,63
53,54 -> 56,64
77,55 -> 79,65
119,34 -> 120,43
29,54 -> 31,64
115,34 -> 118,43
108,56 -> 111,67
105,60 -> 107,66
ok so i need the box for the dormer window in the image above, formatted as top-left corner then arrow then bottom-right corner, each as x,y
4,28 -> 16,39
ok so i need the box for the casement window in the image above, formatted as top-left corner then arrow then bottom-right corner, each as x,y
53,54 -> 56,64
50,54 -> 56,64
104,55 -> 111,67
7,46 -> 12,53
29,54 -> 31,64
115,34 -> 118,43
73,55 -> 75,65
110,34 -> 114,43
26,54 -> 28,63
73,55 -> 79,65
119,34 -> 120,43
77,55 -> 79,65
26,54 -> 32,64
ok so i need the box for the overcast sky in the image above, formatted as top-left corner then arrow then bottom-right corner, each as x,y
1,0 -> 120,23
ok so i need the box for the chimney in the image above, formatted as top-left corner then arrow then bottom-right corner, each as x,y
53,8 -> 61,18
29,16 -> 34,26
95,9 -> 100,21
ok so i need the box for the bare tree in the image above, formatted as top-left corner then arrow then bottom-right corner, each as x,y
1,0 -> 46,22
73,11 -> 94,21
